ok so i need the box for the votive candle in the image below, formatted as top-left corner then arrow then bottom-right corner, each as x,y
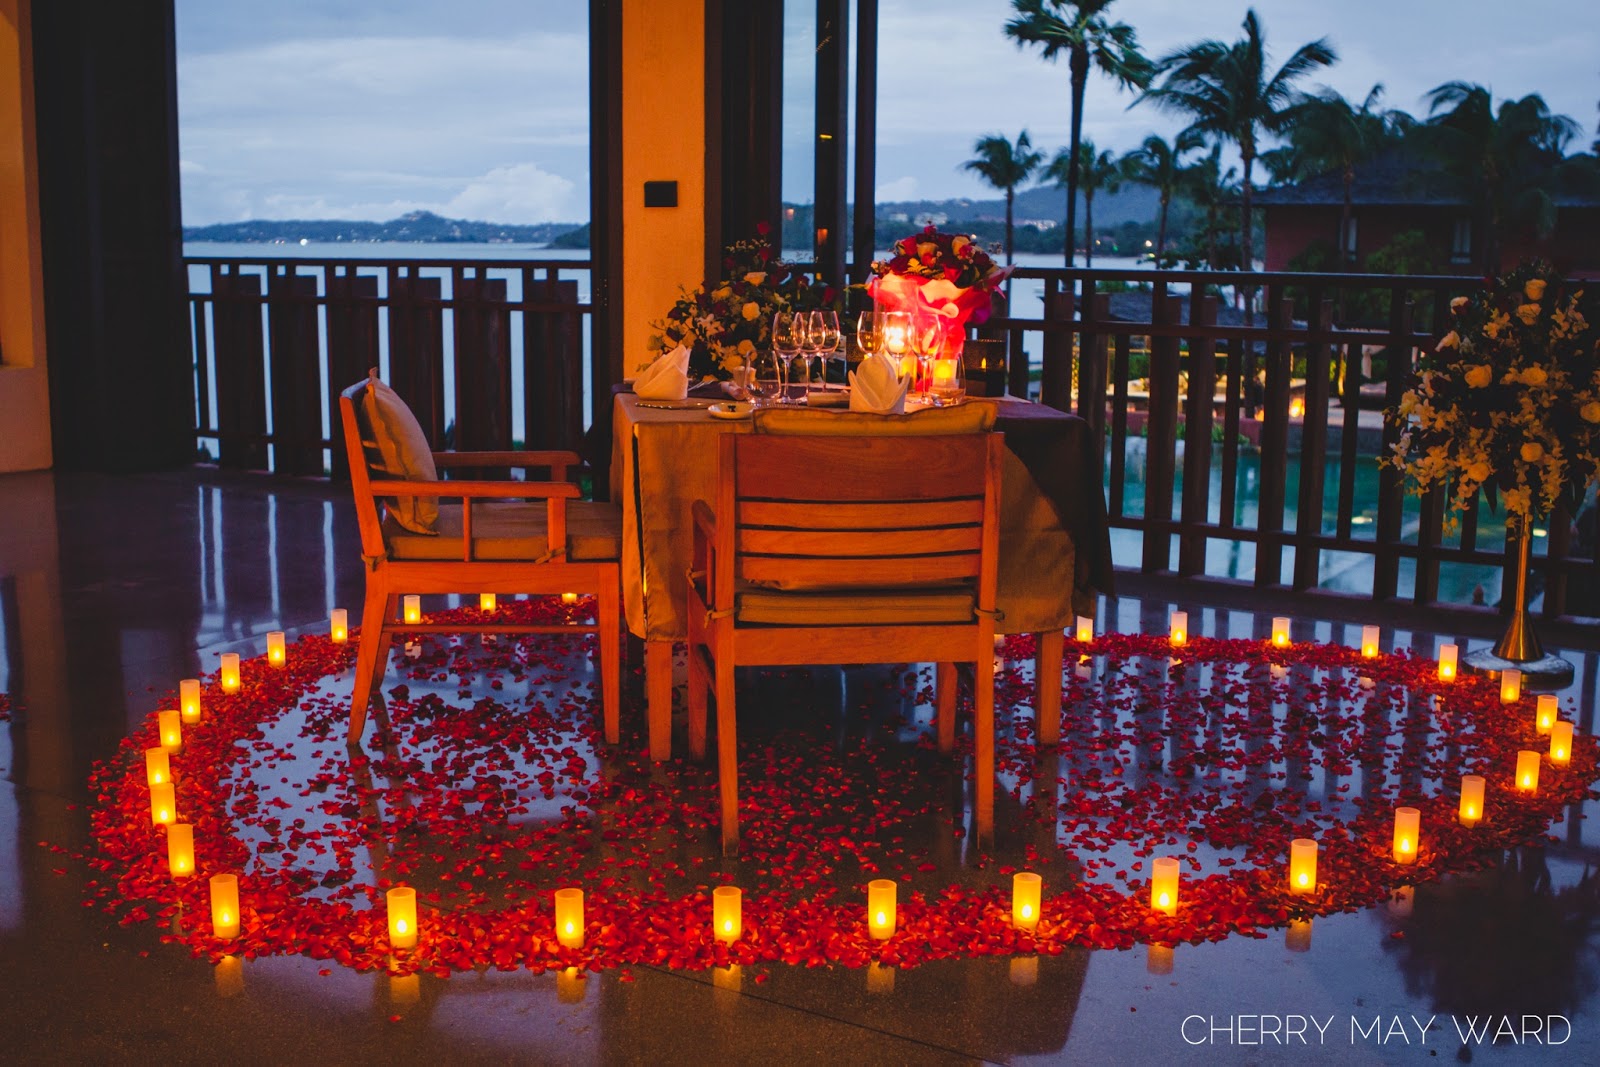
1271,617 -> 1291,648
1075,615 -> 1094,643
387,886 -> 418,949
712,885 -> 742,943
1169,611 -> 1188,647
149,782 -> 176,825
166,822 -> 195,878
867,879 -> 897,940
1393,807 -> 1420,864
1360,625 -> 1380,658
1516,750 -> 1540,792
1536,694 -> 1558,735
1500,669 -> 1522,703
144,747 -> 171,788
402,595 -> 421,624
480,593 -> 497,612
561,592 -> 579,605
1012,871 -> 1042,931
330,608 -> 349,643
1288,838 -> 1318,894
158,709 -> 182,753
179,679 -> 202,724
219,652 -> 240,693
210,873 -> 240,939
266,631 -> 286,667
1437,643 -> 1458,681
1459,774 -> 1485,827
1150,857 -> 1180,914
1549,722 -> 1573,767
554,887 -> 584,949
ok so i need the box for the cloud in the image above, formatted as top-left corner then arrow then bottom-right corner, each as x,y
443,163 -> 579,223
875,177 -> 920,203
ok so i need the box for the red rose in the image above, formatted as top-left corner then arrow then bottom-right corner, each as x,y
822,286 -> 837,305
944,266 -> 960,283
756,220 -> 771,236
758,246 -> 771,262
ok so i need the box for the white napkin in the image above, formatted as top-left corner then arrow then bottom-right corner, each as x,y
848,353 -> 910,414
635,345 -> 690,400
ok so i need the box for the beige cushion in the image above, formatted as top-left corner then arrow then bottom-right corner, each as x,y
752,401 -> 998,437
736,586 -> 976,625
361,378 -> 439,534
386,500 -> 622,562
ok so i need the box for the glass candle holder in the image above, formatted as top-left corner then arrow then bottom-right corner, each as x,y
209,873 -> 240,939
1012,871 -> 1042,931
929,356 -> 964,405
712,886 -> 742,943
1150,857 -> 1180,914
1288,838 -> 1318,894
1459,774 -> 1485,827
1437,643 -> 1458,681
554,887 -> 584,949
1393,807 -> 1420,864
867,879 -> 897,940
387,886 -> 418,949
330,608 -> 348,643
180,679 -> 202,724
1550,721 -> 1574,766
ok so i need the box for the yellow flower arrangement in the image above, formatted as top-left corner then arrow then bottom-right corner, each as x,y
1386,261 -> 1600,522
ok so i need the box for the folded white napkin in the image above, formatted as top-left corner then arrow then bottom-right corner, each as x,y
848,353 -> 910,414
635,345 -> 690,400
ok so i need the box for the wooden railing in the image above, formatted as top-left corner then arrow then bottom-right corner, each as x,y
185,257 -> 593,478
977,267 -> 1599,625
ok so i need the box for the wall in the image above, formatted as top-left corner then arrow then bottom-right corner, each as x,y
620,0 -> 707,375
0,0 -> 52,472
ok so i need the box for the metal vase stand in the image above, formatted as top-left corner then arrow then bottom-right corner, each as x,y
1462,513 -> 1575,687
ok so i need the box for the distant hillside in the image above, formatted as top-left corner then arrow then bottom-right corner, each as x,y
878,185 -> 1161,229
183,210 -> 584,245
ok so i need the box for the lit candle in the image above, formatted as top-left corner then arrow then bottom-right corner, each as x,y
166,822 -> 195,878
402,595 -> 421,624
867,878 -> 897,940
158,709 -> 182,753
149,782 -> 176,825
1437,643 -> 1458,681
210,873 -> 240,939
330,608 -> 349,643
1271,617 -> 1291,648
1075,615 -> 1094,643
1500,668 -> 1522,703
480,593 -> 497,612
1536,694 -> 1558,735
145,747 -> 171,788
266,631 -> 286,668
387,886 -> 418,949
1150,857 -> 1179,914
1012,871 -> 1042,931
1288,838 -> 1318,894
1516,750 -> 1540,792
1169,611 -> 1188,647
219,652 -> 240,693
1360,625 -> 1380,658
1286,919 -> 1312,953
179,679 -> 202,724
1392,807 -> 1420,864
1550,721 -> 1574,767
712,885 -> 742,943
1459,774 -> 1485,827
554,887 -> 584,949
561,592 -> 579,605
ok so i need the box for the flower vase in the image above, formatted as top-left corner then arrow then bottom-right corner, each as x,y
1462,513 -> 1574,685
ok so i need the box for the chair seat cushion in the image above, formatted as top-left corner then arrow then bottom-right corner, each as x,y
735,586 -> 976,625
386,501 -> 622,562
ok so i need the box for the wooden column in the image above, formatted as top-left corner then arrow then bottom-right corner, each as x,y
851,0 -> 878,284
813,0 -> 848,284
710,0 -> 783,262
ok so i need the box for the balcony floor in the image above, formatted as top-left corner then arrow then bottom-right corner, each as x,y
2,468 -> 1598,1064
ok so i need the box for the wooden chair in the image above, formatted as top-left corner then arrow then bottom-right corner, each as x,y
338,376 -> 622,746
686,431 -> 1004,854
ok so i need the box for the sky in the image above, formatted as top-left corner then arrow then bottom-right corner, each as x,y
175,0 -> 1600,226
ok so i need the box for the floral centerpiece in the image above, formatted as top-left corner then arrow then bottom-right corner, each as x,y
647,222 -> 842,383
868,226 -> 1011,355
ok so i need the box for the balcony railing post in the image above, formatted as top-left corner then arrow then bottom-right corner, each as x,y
1178,292 -> 1218,576
1142,282 -> 1181,574
1372,299 -> 1414,601
1292,298 -> 1333,591
1255,290 -> 1294,587
1040,277 -> 1073,411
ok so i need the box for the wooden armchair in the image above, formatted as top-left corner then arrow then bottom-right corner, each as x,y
687,431 -> 1004,854
338,375 -> 621,747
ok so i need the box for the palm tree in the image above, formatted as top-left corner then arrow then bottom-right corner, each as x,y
1119,130 -> 1203,263
961,131 -> 1043,267
1045,140 -> 1120,266
1181,141 -> 1239,272
1423,82 -> 1581,273
1005,0 -> 1151,266
1138,8 -> 1336,273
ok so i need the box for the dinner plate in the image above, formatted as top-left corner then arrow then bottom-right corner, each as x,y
707,402 -> 754,420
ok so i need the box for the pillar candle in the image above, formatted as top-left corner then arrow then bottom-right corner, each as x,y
266,631 -> 286,667
179,679 -> 202,724
712,885 -> 742,943
561,592 -> 579,605
145,747 -> 171,788
480,593 -> 496,612
867,879 -> 897,940
387,886 -> 418,949
1392,807 -> 1420,864
1271,617 -> 1291,648
554,887 -> 584,949
1150,857 -> 1179,914
1536,694 -> 1558,735
219,652 -> 240,693
1168,611 -> 1188,647
1075,615 -> 1094,643
330,608 -> 349,643
1516,750 -> 1540,792
1437,643 -> 1458,681
1500,668 -> 1522,703
1288,838 -> 1318,894
167,822 -> 195,878
1012,871 -> 1042,931
1360,625 -> 1380,658
402,595 -> 421,624
149,782 -> 176,825
1550,721 -> 1574,767
158,709 -> 182,753
210,873 -> 240,939
1459,774 -> 1485,827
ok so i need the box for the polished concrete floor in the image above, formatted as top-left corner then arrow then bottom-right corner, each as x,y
3,468 -> 1599,1065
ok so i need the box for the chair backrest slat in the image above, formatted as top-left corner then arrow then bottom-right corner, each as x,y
738,554 -> 982,588
732,435 -> 989,503
736,526 -> 981,559
737,499 -> 984,530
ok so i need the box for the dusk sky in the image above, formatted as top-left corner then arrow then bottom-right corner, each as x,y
176,0 -> 1600,226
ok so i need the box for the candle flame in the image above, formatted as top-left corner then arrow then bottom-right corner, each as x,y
722,920 -> 733,933
564,921 -> 575,934
1521,774 -> 1533,788
221,911 -> 232,924
396,919 -> 408,934
1296,873 -> 1308,886
1466,805 -> 1477,818
1399,838 -> 1413,854
1273,634 -> 1288,647
1440,664 -> 1454,679
1021,904 -> 1033,919
1157,892 -> 1170,908
874,911 -> 886,925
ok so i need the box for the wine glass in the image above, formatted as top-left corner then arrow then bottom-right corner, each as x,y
855,310 -> 880,362
747,347 -> 785,407
909,315 -> 944,401
770,311 -> 803,403
809,310 -> 842,390
879,311 -> 912,379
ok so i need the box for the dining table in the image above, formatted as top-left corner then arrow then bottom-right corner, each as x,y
609,389 -> 1114,759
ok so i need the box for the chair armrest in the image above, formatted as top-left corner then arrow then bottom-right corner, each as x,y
370,479 -> 581,500
432,450 -> 580,478
690,499 -> 721,610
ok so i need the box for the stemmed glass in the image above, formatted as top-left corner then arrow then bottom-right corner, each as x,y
880,311 -> 911,379
770,311 -> 804,403
747,346 -> 785,407
855,310 -> 880,364
909,315 -> 944,401
808,310 -> 842,390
